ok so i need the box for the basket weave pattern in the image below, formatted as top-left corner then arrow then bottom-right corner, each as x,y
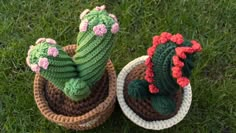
33,45 -> 116,130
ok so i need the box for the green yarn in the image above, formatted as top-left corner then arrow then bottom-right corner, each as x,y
64,78 -> 91,101
128,80 -> 150,99
28,42 -> 77,90
128,37 -> 199,115
73,7 -> 116,88
27,6 -> 119,102
151,94 -> 176,115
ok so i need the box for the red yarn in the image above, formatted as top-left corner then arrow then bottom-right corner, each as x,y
149,84 -> 159,94
191,40 -> 202,52
177,77 -> 190,88
152,36 -> 161,46
147,47 -> 156,56
172,66 -> 182,78
170,33 -> 184,45
172,55 -> 184,67
175,47 -> 187,59
160,32 -> 172,40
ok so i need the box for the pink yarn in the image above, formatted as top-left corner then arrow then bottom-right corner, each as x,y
145,75 -> 154,83
177,77 -> 190,88
152,36 -> 161,46
147,47 -> 155,56
109,14 -> 118,22
159,36 -> 168,44
111,23 -> 119,34
46,38 -> 57,45
93,24 -> 107,36
48,47 -> 59,57
80,9 -> 90,20
30,64 -> 40,73
145,57 -> 152,66
191,40 -> 202,52
172,66 -> 182,78
79,19 -> 89,32
170,33 -> 184,45
160,32 -> 172,40
38,58 -> 49,69
35,38 -> 46,44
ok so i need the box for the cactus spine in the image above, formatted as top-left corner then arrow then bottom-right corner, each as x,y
128,32 -> 202,115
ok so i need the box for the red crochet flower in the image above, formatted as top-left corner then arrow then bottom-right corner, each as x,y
152,36 -> 160,46
170,33 -> 184,45
145,57 -> 152,66
172,66 -> 182,78
145,75 -> 154,83
177,77 -> 190,88
175,47 -> 187,59
146,68 -> 154,77
172,55 -> 184,67
147,47 -> 156,56
159,36 -> 168,44
182,47 -> 194,54
149,84 -> 159,94
160,32 -> 172,40
191,40 -> 202,52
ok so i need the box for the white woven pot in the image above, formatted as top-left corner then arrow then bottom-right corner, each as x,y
117,56 -> 192,130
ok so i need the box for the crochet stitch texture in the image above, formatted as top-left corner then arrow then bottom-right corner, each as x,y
128,32 -> 202,115
26,5 -> 119,101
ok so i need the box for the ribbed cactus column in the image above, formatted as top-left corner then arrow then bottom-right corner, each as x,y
73,5 -> 119,87
26,38 -> 86,101
128,32 -> 202,115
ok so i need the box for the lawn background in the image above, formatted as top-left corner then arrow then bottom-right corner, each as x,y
0,0 -> 235,132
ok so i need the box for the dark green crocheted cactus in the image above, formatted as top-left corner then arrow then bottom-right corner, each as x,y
73,5 -> 119,87
128,32 -> 202,115
26,5 -> 119,102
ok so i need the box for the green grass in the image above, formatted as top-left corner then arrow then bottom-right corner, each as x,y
0,0 -> 236,132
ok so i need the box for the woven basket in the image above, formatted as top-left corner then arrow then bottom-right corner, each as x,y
117,56 -> 192,130
34,45 -> 116,130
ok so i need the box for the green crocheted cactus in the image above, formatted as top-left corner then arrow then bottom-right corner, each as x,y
128,32 -> 202,115
26,38 -> 90,101
73,5 -> 119,87
26,5 -> 119,102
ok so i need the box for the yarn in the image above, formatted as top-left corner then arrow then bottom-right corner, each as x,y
128,32 -> 202,115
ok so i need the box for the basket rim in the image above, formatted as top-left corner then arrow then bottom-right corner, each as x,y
33,44 -> 117,124
117,55 -> 192,130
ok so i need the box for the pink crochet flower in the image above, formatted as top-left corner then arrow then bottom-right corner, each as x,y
48,47 -> 59,57
79,19 -> 89,32
191,40 -> 202,52
111,23 -> 119,34
35,38 -> 46,44
172,66 -> 182,78
149,84 -> 159,94
172,55 -> 184,67
46,38 -> 57,45
109,14 -> 118,22
159,36 -> 168,44
38,58 -> 49,69
146,69 -> 154,77
177,77 -> 190,88
80,9 -> 90,20
93,24 -> 107,36
145,75 -> 154,83
30,64 -> 40,73
175,47 -> 187,59
95,5 -> 106,11
152,35 -> 160,46
160,32 -> 172,40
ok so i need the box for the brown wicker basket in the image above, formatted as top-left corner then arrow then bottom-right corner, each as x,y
33,45 -> 116,130
124,63 -> 183,121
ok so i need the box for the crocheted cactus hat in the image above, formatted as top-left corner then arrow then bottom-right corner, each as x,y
26,5 -> 119,102
128,32 -> 202,115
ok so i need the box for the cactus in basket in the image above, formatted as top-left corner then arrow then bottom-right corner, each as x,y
128,32 -> 202,115
73,5 -> 119,87
26,5 -> 119,101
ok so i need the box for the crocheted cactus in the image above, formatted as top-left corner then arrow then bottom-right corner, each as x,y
26,38 -> 90,101
26,5 -> 119,101
73,5 -> 119,87
128,32 -> 202,115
